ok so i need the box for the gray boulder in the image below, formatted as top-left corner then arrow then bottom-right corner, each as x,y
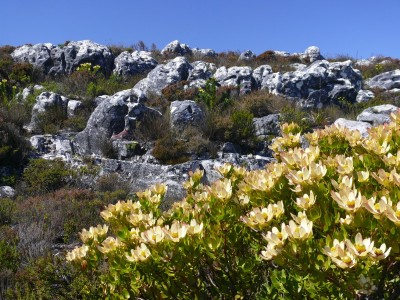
192,48 -> 217,58
48,46 -> 66,75
0,186 -> 15,198
253,65 -> 273,89
187,61 -> 216,81
63,40 -> 114,74
261,60 -> 362,108
356,104 -> 399,126
11,43 -> 56,74
11,40 -> 114,76
303,46 -> 324,62
28,92 -> 69,133
18,85 -> 44,101
161,40 -> 192,56
214,66 -> 255,94
239,50 -> 256,61
253,114 -> 281,138
113,51 -> 158,77
356,90 -> 375,103
74,89 -> 158,155
334,118 -> 371,138
134,56 -> 192,96
170,100 -> 204,130
67,100 -> 84,117
30,134 -> 74,161
365,70 -> 400,91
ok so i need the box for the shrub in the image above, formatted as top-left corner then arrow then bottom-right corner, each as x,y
67,110 -> 400,299
35,104 -> 68,134
196,77 -> 233,110
7,254 -> 103,300
152,131 -> 191,165
161,80 -> 198,102
0,116 -> 31,170
22,158 -> 73,195
226,109 -> 256,146
95,173 -> 131,194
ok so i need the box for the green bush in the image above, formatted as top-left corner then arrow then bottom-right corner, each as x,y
0,116 -> 31,171
67,110 -> 400,299
22,158 -> 73,195
226,109 -> 255,145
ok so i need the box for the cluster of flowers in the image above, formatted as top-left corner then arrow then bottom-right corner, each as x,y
323,233 -> 391,269
67,183 -> 204,266
66,110 -> 400,298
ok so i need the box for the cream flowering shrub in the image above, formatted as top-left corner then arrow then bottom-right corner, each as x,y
67,110 -> 400,299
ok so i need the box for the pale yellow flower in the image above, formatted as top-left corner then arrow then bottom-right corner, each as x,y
369,243 -> 391,261
363,196 -> 390,219
140,226 -> 165,244
260,243 -> 282,260
345,233 -> 374,258
211,178 -> 232,201
66,245 -> 89,262
331,175 -> 353,190
295,190 -> 316,210
323,239 -> 357,269
79,224 -> 108,243
335,155 -> 354,175
285,218 -> 313,240
241,202 -> 284,230
286,162 -> 326,186
263,223 -> 288,248
217,163 -> 233,176
384,201 -> 400,225
323,239 -> 346,258
331,187 -> 365,212
187,219 -> 204,235
339,214 -> 353,225
357,171 -> 370,182
163,221 -> 188,242
97,237 -> 124,254
126,243 -> 151,262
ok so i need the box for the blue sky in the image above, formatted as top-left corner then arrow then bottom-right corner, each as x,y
1,0 -> 399,59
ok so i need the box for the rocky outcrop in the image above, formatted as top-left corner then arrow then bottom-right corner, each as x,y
260,60 -> 362,108
134,56 -> 192,96
17,85 -> 44,101
333,118 -> 371,138
11,43 -> 57,74
30,134 -> 74,161
187,61 -> 216,81
67,100 -> 84,117
302,46 -> 324,62
0,186 -> 15,198
100,154 -> 273,207
28,92 -> 69,133
214,66 -> 255,94
170,100 -> 204,131
161,40 -> 192,56
113,51 -> 158,77
239,50 -> 256,61
63,40 -> 114,75
192,48 -> 217,58
356,90 -> 375,103
356,104 -> 399,126
74,88 -> 158,155
11,40 -> 114,76
365,70 -> 400,91
252,65 -> 273,89
253,114 -> 281,138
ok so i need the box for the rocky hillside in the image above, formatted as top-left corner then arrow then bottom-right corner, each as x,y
3,40 -> 400,195
0,39 -> 399,297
